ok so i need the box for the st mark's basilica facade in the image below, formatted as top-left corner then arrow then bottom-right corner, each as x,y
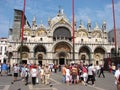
8,9 -> 115,66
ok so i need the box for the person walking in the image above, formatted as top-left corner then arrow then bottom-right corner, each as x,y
44,65 -> 51,85
82,65 -> 88,85
30,65 -> 38,85
1,61 -> 8,76
95,64 -> 100,75
65,65 -> 71,85
25,65 -> 30,85
98,65 -> 105,78
40,66 -> 45,84
12,64 -> 19,84
112,63 -> 116,75
71,65 -> 78,84
115,64 -> 120,90
61,65 -> 66,83
86,64 -> 95,86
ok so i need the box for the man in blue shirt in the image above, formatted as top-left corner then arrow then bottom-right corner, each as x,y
1,61 -> 8,76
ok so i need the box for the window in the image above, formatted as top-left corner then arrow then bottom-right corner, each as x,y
96,39 -> 98,42
112,37 -> 114,42
1,47 -> 2,51
24,37 -> 27,41
5,47 -> 6,51
40,38 -> 43,41
81,39 -> 83,42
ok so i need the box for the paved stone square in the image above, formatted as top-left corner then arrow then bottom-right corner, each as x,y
0,71 -> 117,90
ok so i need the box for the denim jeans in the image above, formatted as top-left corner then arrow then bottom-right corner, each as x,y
62,75 -> 66,83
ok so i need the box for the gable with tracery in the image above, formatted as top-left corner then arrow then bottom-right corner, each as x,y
77,30 -> 88,37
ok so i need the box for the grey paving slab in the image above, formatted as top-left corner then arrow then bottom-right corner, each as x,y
0,71 -> 117,90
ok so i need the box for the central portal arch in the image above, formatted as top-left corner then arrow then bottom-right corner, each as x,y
54,42 -> 71,65
58,51 -> 67,65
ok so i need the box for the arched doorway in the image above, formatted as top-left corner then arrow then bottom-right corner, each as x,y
34,45 -> 46,65
18,45 -> 30,64
58,51 -> 67,65
94,47 -> 106,65
79,46 -> 91,64
38,54 -> 43,66
54,42 -> 71,65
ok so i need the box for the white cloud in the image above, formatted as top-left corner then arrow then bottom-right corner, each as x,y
75,1 -> 120,31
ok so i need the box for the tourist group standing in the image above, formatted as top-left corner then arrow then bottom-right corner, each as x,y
61,62 -> 106,86
11,63 -> 51,86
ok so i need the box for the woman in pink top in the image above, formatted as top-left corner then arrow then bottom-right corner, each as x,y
82,65 -> 88,85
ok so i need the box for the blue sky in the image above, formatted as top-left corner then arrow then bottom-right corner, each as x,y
0,0 -> 120,37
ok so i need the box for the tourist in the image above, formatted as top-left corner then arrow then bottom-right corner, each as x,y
30,65 -> 38,85
13,64 -> 19,82
114,64 -> 120,90
86,64 -> 95,86
65,65 -> 71,85
44,65 -> 51,85
40,66 -> 45,84
98,65 -> 105,78
61,65 -> 66,83
1,61 -> 8,76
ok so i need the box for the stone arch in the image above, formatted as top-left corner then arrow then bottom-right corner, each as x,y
53,26 -> 72,41
79,46 -> 91,64
94,46 -> 106,65
18,45 -> 30,52
111,48 -> 115,57
53,42 -> 72,65
34,44 -> 46,54
17,45 -> 30,64
34,45 -> 46,65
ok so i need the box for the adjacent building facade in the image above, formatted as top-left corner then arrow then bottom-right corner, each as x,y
8,9 -> 115,66
0,38 -> 8,63
108,29 -> 120,57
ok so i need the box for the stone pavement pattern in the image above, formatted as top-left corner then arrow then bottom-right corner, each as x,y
0,72 -> 117,90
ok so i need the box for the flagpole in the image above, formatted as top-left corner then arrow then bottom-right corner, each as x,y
112,0 -> 117,56
22,0 -> 26,41
20,0 -> 26,64
72,0 -> 75,62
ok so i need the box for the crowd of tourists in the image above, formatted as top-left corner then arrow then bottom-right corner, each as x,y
11,63 -> 51,86
0,60 -> 52,86
0,61 -> 106,86
61,62 -> 105,86
1,60 -> 120,90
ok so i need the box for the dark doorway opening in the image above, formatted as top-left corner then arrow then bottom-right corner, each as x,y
96,61 -> 99,65
38,61 -> 42,66
22,60 -> 27,64
38,54 -> 43,66
59,58 -> 65,65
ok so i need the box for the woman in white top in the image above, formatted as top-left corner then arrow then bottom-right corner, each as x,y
65,66 -> 71,84
30,66 -> 38,85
